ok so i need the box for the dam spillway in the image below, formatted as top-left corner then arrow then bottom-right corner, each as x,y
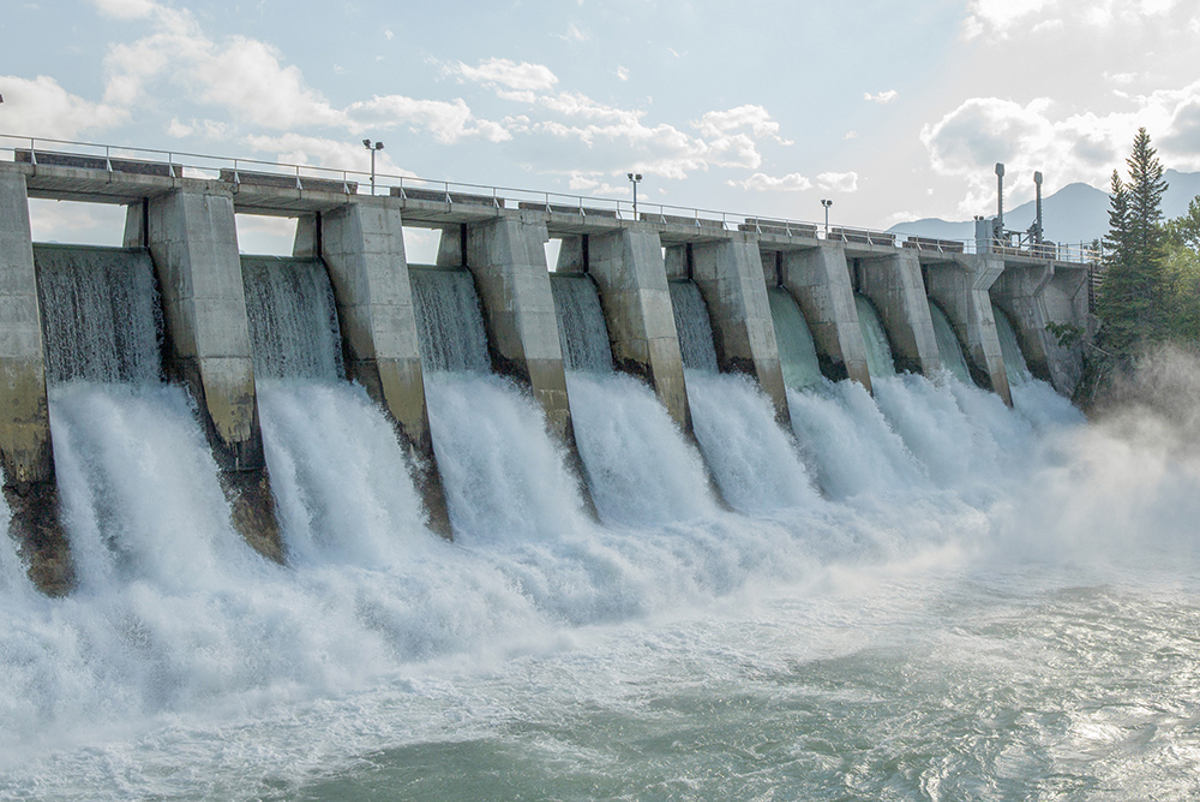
0,149 -> 1091,592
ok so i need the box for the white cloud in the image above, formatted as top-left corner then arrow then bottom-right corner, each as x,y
817,171 -> 859,192
729,172 -> 813,192
242,133 -> 416,178
351,95 -> 510,143
864,90 -> 898,104
91,0 -> 157,19
694,105 -> 790,143
616,66 -> 630,81
553,23 -> 587,42
964,0 -> 1183,39
450,57 -> 558,93
0,74 -> 127,138
384,29 -> 394,40
920,83 -> 1200,213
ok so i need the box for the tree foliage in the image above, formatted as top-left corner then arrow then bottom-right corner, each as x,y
1095,128 -> 1170,356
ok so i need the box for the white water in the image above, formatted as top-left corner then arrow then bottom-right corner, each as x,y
685,369 -> 818,513
6,357 -> 1200,799
566,371 -> 717,525
856,293 -> 896,378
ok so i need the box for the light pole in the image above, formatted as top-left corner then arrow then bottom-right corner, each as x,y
821,198 -> 833,235
627,172 -> 642,217
363,139 -> 384,195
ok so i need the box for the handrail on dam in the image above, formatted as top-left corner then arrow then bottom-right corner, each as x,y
2,133 -> 1101,264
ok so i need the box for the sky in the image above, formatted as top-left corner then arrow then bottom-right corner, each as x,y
4,0 -> 1200,255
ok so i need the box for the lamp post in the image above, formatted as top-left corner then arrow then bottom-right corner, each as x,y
363,139 -> 384,195
627,172 -> 643,217
821,198 -> 833,235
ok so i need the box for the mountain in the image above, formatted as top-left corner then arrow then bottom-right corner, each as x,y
888,169 -> 1200,246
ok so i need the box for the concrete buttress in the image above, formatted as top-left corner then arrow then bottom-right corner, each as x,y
134,189 -> 284,560
579,229 -> 692,431
927,255 -> 1013,406
313,202 -> 452,537
990,260 -> 1087,396
688,238 -> 790,425
780,244 -> 872,392
855,250 -> 941,377
0,171 -> 71,594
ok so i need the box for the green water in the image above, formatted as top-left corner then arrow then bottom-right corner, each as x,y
768,287 -> 822,390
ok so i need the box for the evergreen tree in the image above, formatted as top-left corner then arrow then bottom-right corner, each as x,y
1096,128 -> 1170,356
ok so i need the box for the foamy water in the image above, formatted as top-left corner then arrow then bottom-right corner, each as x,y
3,368 -> 1199,800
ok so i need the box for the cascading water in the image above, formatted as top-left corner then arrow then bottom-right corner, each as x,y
768,286 -> 822,391
993,302 -> 1033,386
33,244 -> 162,384
242,256 -> 429,563
408,267 -> 491,374
928,299 -> 972,385
668,280 -> 815,512
240,256 -> 343,382
856,293 -> 896,377
668,280 -> 719,372
549,273 -> 613,373
550,274 -> 717,524
8,248 -> 1200,802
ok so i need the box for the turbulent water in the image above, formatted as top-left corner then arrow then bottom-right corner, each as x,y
856,293 -> 896,378
5,344 -> 1200,799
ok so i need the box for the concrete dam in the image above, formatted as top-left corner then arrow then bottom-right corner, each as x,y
0,146 -> 1091,594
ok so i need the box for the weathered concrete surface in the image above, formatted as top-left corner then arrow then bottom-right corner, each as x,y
927,255 -> 1013,406
990,260 -> 1087,396
688,237 -> 789,424
435,224 -> 466,269
133,189 -> 284,560
779,244 -> 872,392
313,202 -> 451,537
855,250 -> 941,377
0,171 -> 71,594
573,230 -> 692,431
464,214 -> 576,442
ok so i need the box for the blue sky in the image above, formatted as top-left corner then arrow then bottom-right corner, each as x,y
4,0 -> 1200,254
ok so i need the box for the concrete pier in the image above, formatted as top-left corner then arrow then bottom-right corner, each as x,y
564,230 -> 692,431
689,238 -> 790,424
463,214 -> 576,442
990,260 -> 1087,395
854,250 -> 941,377
778,244 -> 873,391
131,190 -> 284,560
303,203 -> 452,537
0,172 -> 70,594
925,255 -> 1013,406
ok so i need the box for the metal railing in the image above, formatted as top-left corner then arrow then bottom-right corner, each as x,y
1,133 -> 1102,264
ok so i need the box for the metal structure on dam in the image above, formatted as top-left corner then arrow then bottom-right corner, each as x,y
0,137 -> 1094,594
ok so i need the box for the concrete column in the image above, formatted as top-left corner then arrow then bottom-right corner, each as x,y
0,171 -> 70,594
464,214 -> 575,442
780,243 -> 872,392
856,250 -> 941,376
688,238 -> 789,424
581,229 -> 692,431
137,189 -> 283,560
990,260 -> 1087,396
316,202 -> 451,537
435,225 -> 466,269
927,255 -> 1012,406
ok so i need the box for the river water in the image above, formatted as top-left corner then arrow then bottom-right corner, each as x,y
3,360 -> 1200,800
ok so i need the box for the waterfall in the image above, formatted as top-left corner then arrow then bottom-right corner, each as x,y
550,274 -> 613,374
928,300 -> 971,385
33,244 -> 161,385
855,293 -> 896,377
668,280 -> 719,373
241,257 -> 343,382
992,303 -> 1032,386
687,371 -> 817,512
566,371 -> 717,524
409,267 -> 491,374
768,287 -> 821,390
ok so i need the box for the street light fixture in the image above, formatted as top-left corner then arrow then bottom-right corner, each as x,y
821,198 -> 833,235
627,172 -> 643,217
363,139 -> 384,195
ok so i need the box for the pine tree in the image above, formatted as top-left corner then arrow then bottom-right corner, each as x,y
1096,128 -> 1170,356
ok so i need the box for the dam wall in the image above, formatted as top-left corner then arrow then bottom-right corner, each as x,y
0,155 -> 1091,592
